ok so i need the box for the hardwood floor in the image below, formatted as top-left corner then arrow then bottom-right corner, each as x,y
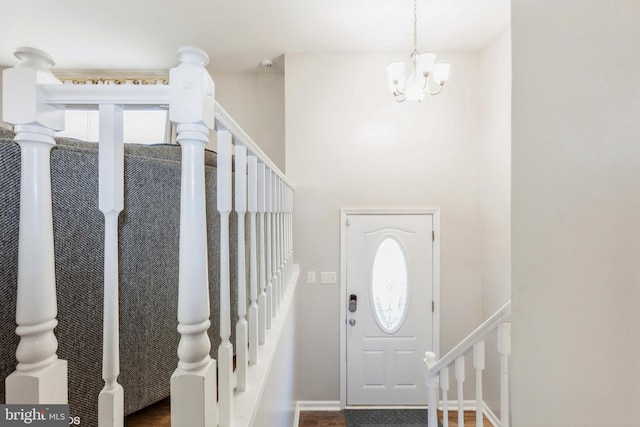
297,409 -> 493,427
298,410 -> 347,426
125,398 -> 170,427
125,400 -> 493,427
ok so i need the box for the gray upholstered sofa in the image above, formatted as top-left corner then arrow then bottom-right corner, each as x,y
0,127 -> 239,426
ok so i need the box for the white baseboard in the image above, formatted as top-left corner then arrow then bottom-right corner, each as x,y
294,401 -> 341,426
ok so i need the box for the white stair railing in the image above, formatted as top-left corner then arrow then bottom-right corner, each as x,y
4,45 -> 296,427
211,77 -> 296,427
3,47 -> 68,405
424,301 -> 511,427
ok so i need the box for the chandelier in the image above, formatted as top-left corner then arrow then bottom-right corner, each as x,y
386,0 -> 450,102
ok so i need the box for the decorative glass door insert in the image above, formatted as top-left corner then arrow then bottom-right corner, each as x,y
371,237 -> 409,333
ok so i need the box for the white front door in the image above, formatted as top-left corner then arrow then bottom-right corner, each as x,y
346,213 -> 434,405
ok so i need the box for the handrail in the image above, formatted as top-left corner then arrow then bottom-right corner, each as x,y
39,82 -> 292,188
214,101 -> 292,188
428,301 -> 511,375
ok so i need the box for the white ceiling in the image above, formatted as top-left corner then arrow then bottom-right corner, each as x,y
1,0 -> 510,73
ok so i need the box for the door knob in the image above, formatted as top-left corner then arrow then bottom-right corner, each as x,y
349,294 -> 358,312
349,318 -> 356,326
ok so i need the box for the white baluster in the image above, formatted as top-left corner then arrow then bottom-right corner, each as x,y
440,367 -> 449,427
169,47 -> 217,427
264,169 -> 273,328
455,356 -> 465,427
270,171 -> 279,317
473,342 -> 485,427
275,178 -> 283,306
283,184 -> 289,285
280,180 -> 286,294
288,186 -> 293,283
217,130 -> 234,426
234,144 -> 248,391
498,322 -> 511,427
4,47 -> 68,404
257,162 -> 268,341
423,352 -> 439,427
98,104 -> 124,427
247,155 -> 259,364
289,186 -> 293,281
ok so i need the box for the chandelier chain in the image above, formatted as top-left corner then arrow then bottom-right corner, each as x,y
413,0 -> 418,55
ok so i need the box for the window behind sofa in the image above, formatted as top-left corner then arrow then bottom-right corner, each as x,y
55,75 -> 172,144
56,109 -> 171,144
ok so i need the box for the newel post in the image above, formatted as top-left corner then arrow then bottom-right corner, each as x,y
168,46 -> 217,427
424,352 -> 439,427
3,47 -> 68,404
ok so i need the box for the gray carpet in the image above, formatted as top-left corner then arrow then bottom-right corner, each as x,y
345,409 -> 441,427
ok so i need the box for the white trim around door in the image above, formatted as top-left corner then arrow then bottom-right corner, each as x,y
339,208 -> 441,408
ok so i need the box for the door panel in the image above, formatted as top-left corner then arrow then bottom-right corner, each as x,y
346,214 -> 433,405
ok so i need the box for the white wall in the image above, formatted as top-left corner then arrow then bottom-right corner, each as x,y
512,1 -> 640,425
211,72 -> 285,171
479,27 -> 511,319
0,67 -> 11,129
478,26 -> 511,416
285,52 -> 485,401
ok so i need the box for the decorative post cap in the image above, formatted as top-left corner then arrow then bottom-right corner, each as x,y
169,46 -> 215,129
177,46 -> 209,67
423,351 -> 439,386
3,46 -> 64,130
14,47 -> 55,70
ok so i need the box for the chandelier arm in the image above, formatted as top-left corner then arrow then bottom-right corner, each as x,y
426,84 -> 444,96
393,81 -> 406,97
421,73 -> 430,91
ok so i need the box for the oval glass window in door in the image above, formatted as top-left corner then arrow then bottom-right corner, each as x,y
371,236 -> 409,333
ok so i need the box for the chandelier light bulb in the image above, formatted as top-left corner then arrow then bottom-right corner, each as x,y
416,52 -> 436,75
433,62 -> 451,86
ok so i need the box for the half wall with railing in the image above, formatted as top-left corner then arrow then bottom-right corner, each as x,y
424,301 -> 511,427
1,46 -> 297,427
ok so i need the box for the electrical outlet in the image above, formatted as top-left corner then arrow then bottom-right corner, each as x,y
307,271 -> 316,284
321,272 -> 337,284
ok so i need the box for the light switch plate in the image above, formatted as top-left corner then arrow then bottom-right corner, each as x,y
321,272 -> 337,284
307,271 -> 316,283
